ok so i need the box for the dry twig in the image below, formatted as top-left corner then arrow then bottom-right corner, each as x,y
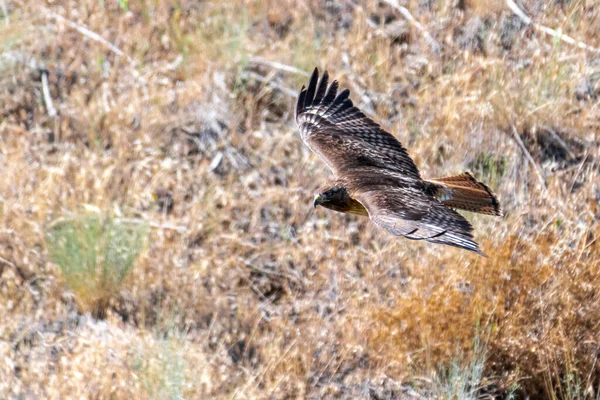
41,70 -> 57,118
249,57 -> 310,77
382,0 -> 441,54
506,0 -> 600,53
0,255 -> 27,281
511,125 -> 547,190
117,217 -> 188,233
47,12 -> 134,63
242,71 -> 298,98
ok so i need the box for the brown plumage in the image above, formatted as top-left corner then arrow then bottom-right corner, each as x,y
296,68 -> 503,256
425,172 -> 502,216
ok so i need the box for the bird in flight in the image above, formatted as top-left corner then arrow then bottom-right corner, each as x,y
295,68 -> 502,256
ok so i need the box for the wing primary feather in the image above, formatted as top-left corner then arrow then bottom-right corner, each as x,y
295,67 -> 423,179
294,68 -> 493,255
304,68 -> 319,107
429,230 -> 447,239
323,88 -> 350,116
322,80 -> 339,105
295,86 -> 306,120
313,70 -> 329,105
326,97 -> 353,119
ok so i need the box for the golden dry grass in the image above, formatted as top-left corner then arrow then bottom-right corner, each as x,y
1,0 -> 600,398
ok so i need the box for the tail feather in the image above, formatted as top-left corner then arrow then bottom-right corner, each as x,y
426,172 -> 503,216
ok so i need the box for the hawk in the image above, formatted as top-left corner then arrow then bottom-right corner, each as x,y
295,68 -> 502,256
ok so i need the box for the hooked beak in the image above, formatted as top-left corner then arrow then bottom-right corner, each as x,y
313,194 -> 322,209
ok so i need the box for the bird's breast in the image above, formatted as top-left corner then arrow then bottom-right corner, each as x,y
345,198 -> 369,216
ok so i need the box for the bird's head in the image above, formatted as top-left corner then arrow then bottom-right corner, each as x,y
313,185 -> 369,216
313,186 -> 351,210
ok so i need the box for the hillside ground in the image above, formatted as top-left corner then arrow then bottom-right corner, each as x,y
1,0 -> 600,398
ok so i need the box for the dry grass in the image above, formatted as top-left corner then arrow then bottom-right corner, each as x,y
1,0 -> 600,398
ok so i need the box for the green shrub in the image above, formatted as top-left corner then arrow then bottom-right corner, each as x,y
47,214 -> 148,318
132,309 -> 188,400
431,332 -> 518,400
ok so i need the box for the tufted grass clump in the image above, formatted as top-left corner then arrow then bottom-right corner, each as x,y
47,214 -> 149,319
432,333 -> 494,400
131,318 -> 188,400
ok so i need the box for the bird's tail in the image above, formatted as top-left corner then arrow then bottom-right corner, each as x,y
425,172 -> 503,216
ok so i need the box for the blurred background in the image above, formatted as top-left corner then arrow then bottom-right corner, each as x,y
1,0 -> 600,398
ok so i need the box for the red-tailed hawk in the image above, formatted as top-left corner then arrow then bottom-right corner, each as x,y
296,68 -> 502,256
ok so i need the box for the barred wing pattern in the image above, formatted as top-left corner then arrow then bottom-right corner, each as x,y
295,68 -> 485,255
355,187 -> 482,255
296,68 -> 421,179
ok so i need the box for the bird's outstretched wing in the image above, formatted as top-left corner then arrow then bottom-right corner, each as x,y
295,68 -> 421,179
354,185 -> 485,256
296,68 -> 485,255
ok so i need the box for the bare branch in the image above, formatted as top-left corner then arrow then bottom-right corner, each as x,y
48,12 -> 134,63
41,70 -> 57,118
249,57 -> 310,77
0,255 -> 16,270
116,218 -> 188,233
541,125 -> 575,160
0,255 -> 27,281
382,0 -> 441,54
506,0 -> 600,53
505,0 -> 532,24
510,125 -> 547,191
242,71 -> 298,98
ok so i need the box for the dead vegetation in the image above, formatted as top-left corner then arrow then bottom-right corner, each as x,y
1,0 -> 600,398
